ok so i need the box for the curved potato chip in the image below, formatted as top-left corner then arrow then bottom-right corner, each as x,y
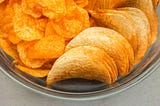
119,0 -> 158,44
118,7 -> 151,63
74,0 -> 88,7
27,36 -> 65,59
47,46 -> 117,85
90,9 -> 138,54
66,27 -> 134,76
0,4 -> 22,44
52,1 -> 90,40
16,65 -> 49,78
17,41 -> 46,68
13,4 -> 47,41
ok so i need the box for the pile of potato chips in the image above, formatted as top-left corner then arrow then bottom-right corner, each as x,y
0,0 -> 159,85
0,0 -> 90,77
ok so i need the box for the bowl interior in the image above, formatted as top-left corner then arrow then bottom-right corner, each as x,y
0,5 -> 160,100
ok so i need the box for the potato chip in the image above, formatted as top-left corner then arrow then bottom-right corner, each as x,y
118,7 -> 151,63
45,20 -> 58,37
74,0 -> 88,7
0,38 -> 19,61
13,4 -> 47,41
17,41 -> 46,68
8,34 -> 21,44
119,0 -> 158,44
16,65 -> 50,78
0,0 -> 5,3
90,9 -> 138,54
0,5 -> 14,34
0,5 -> 21,44
47,46 -> 117,85
27,35 -> 65,59
22,0 -> 66,19
21,0 -> 42,18
66,27 -> 133,76
41,59 -> 56,69
152,0 -> 159,8
0,32 -> 8,38
52,1 -> 90,40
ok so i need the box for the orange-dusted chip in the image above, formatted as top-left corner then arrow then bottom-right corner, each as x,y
21,0 -> 43,18
21,0 -> 66,19
8,34 -> 21,44
0,38 -> 19,61
17,41 -> 46,68
0,5 -> 14,34
27,36 -> 65,59
16,65 -> 50,78
13,4 -> 47,41
74,0 -> 88,7
41,59 -> 56,69
45,20 -> 58,37
52,1 -> 90,40
0,32 -> 8,38
51,19 -> 83,40
0,0 -> 5,3
41,0 -> 66,19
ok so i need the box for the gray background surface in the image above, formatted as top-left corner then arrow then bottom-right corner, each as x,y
0,4 -> 160,106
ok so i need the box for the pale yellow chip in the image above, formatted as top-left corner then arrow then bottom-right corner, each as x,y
47,46 -> 117,85
66,27 -> 134,76
27,36 -> 65,59
120,0 -> 158,44
90,9 -> 138,54
118,7 -> 151,64
0,32 -> 8,38
16,65 -> 50,78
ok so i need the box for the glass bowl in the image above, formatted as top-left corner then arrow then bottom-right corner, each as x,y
0,6 -> 160,101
